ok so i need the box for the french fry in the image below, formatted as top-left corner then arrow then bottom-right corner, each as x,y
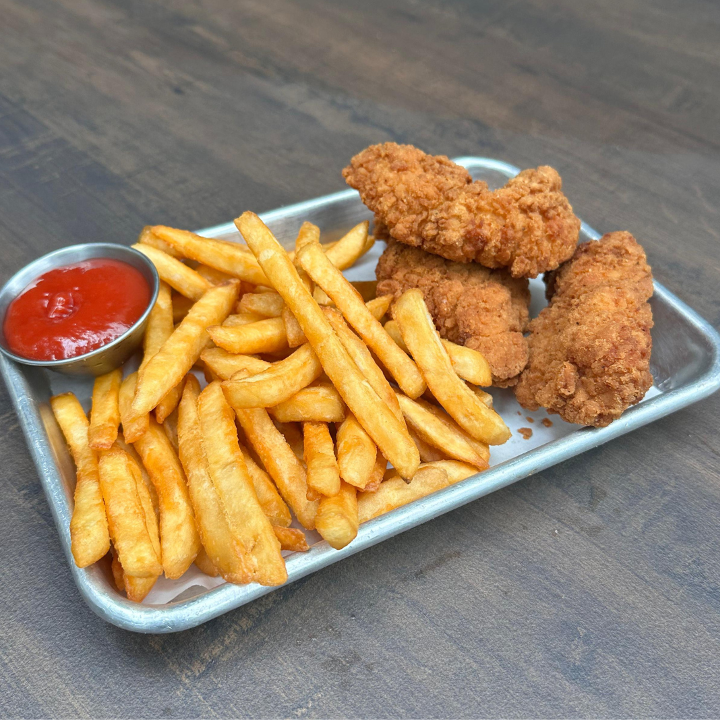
222,344 -> 322,408
313,286 -> 333,306
194,547 -> 219,576
408,428 -> 447,463
363,450 -> 387,493
357,460 -> 478,523
472,386 -> 494,408
196,264 -> 234,285
97,447 -> 162,577
208,317 -> 288,355
231,400 -> 319,530
238,445 -> 292,528
88,369 -> 122,450
336,414 -> 377,490
110,548 -> 125,591
133,243 -> 212,301
384,319 -> 492,387
119,373 -> 148,444
297,240 -> 425,398
273,526 -> 309,552
282,305 -> 306,347
270,382 -> 345,423
315,481 -> 358,550
365,295 -> 392,321
152,226 -> 269,286
177,377 -> 250,583
351,280 -> 377,302
133,416 -> 200,578
138,225 -> 183,259
130,281 -> 239,419
162,406 -> 179,451
126,451 -> 162,564
303,421 -> 340,498
393,290 -> 510,445
223,311 -> 266,326
323,307 -> 404,425
201,347 -> 270,380
396,393 -> 488,470
274,419 -> 305,461
115,433 -> 160,516
238,292 -> 284,318
155,383 -> 183,425
142,282 -> 173,371
324,221 -> 369,270
50,393 -> 110,567
197,382 -> 287,586
419,402 -> 490,464
236,212 -> 419,480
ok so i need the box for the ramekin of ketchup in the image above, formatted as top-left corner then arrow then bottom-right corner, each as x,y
0,244 -> 159,374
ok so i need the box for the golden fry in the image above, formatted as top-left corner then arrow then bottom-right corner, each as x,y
162,406 -> 179,452
224,311 -> 266,326
336,414 -> 377,490
97,447 -> 162,577
152,226 -> 269,286
196,264 -> 234,285
394,290 -> 510,445
419,402 -> 490,465
115,433 -> 159,515
142,282 -> 173,371
274,419 -> 305,461
273,526 -> 310,552
133,243 -> 211,301
384,319 -> 492,387
130,281 -> 239,419
200,347 -> 270,380
194,547 -> 219,576
172,293 -> 195,324
238,292 -> 284,317
208,317 -> 288,355
324,221 -> 370,270
133,416 -> 200,579
50,393 -> 110,567
363,451 -> 387,493
323,307 -> 403,424
177,377 -> 250,583
88,369 -> 122,450
270,382 -> 345,423
282,305 -> 306,347
408,428 -> 447,463
138,225 -> 183,259
297,240 -> 425,398
119,373 -> 148,444
236,212 -> 419,480
197,382 -> 287,586
357,460 -> 478,523
126,451 -> 162,564
303,422 -> 340,498
396,393 -> 488,469
155,383 -> 183,425
222,343 -> 322,408
365,295 -> 392,321
231,401 -> 319,530
238,445 -> 292,528
315,481 -> 358,550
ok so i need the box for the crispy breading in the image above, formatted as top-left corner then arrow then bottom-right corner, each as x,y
343,143 -> 580,278
376,241 -> 530,386
515,232 -> 654,426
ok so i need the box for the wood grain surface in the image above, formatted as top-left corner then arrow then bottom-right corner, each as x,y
1,0 -> 719,717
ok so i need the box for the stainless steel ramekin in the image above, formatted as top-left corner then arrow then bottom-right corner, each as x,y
0,244 -> 159,376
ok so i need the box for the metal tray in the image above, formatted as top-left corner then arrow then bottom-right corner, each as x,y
3,157 -> 719,633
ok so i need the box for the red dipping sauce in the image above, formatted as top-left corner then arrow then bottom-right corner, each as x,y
3,259 -> 151,361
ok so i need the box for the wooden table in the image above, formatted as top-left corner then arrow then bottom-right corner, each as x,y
1,1 -> 719,716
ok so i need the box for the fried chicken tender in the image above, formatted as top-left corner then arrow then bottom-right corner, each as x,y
515,232 -> 653,427
343,143 -> 581,278
376,241 -> 531,387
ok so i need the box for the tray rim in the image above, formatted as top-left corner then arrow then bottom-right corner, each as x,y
2,156 -> 719,633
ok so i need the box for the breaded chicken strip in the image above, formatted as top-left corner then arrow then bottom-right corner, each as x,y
515,232 -> 653,427
376,241 -> 531,387
343,143 -> 581,278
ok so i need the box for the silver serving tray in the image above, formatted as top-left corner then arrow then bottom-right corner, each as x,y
2,157 -> 719,633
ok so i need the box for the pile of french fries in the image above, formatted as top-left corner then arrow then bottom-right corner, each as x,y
51,213 -> 510,602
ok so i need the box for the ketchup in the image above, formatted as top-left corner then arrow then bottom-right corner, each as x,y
3,259 -> 151,361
